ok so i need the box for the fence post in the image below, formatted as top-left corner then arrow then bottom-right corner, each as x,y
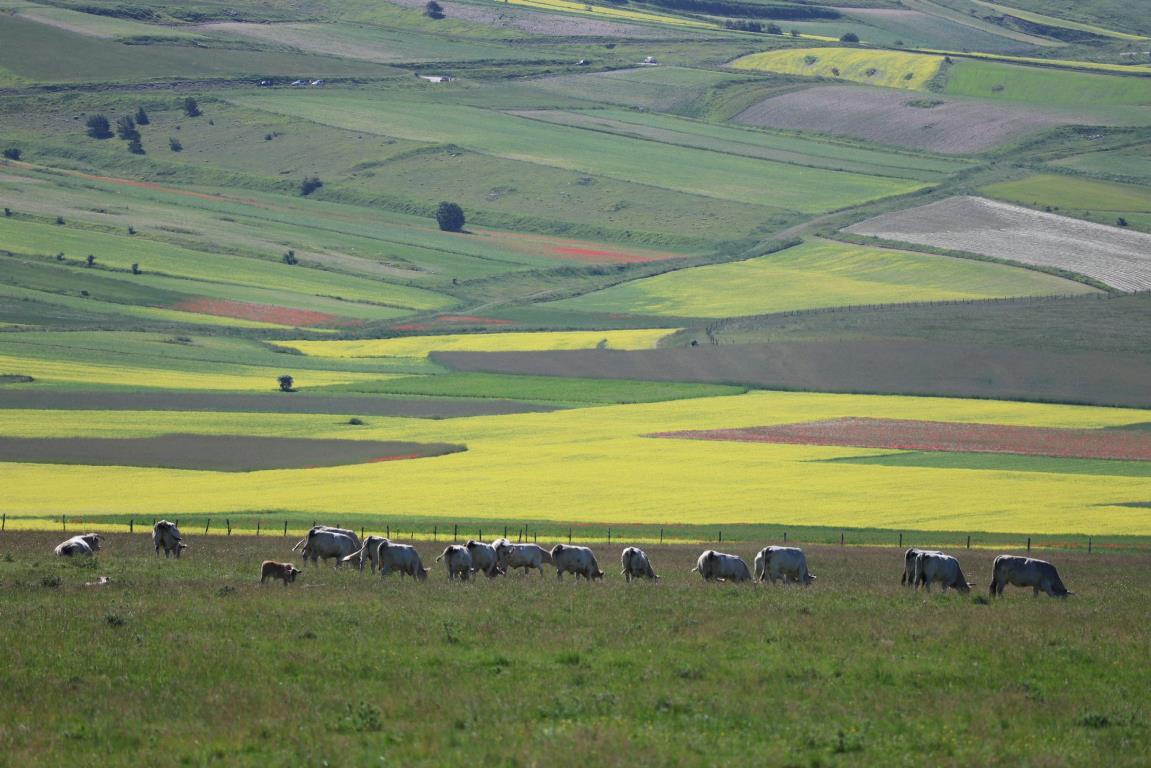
256,520 -> 261,537
361,527 -> 365,540
1088,536 -> 1092,553
608,529 -> 611,544
226,519 -> 232,536
898,532 -> 902,547
434,525 -> 437,541
1,513 -> 4,531
504,525 -> 507,539
204,519 -> 210,535
1026,537 -> 1031,552
569,528 -> 572,544
453,524 -> 458,542
128,518 -> 132,534
966,535 -> 970,549
518,528 -> 523,543
784,531 -> 787,543
718,530 -> 722,544
62,515 -> 66,533
283,520 -> 287,537
534,532 -> 537,543
387,525 -> 390,539
840,532 -> 844,546
659,528 -> 664,544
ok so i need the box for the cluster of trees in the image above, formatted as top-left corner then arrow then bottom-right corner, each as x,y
723,20 -> 782,33
639,0 -> 837,19
425,1 -> 444,19
83,98 -> 203,153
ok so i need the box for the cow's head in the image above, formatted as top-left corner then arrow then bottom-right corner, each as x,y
83,534 -> 104,551
286,566 -> 301,583
550,544 -> 565,557
591,569 -> 605,581
416,566 -> 429,582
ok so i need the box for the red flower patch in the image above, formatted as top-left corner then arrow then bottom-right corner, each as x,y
650,417 -> 1151,461
171,298 -> 356,327
551,246 -> 661,264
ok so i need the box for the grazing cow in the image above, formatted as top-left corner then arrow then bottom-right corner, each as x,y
692,550 -> 751,582
299,529 -> 357,567
620,546 -> 658,582
901,548 -> 942,586
54,533 -> 103,557
494,540 -> 552,576
292,525 -> 361,554
465,540 -> 502,578
152,520 -> 186,559
551,544 -> 604,581
341,535 -> 389,573
261,560 -> 301,585
754,546 -> 816,586
436,545 -> 473,581
913,551 -> 972,593
990,555 -> 1071,598
378,541 -> 429,581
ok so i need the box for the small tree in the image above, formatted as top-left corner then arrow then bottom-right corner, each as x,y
3,208 -> 11,217
277,375 -> 294,392
127,137 -> 145,155
135,106 -> 150,125
436,201 -> 465,232
840,32 -> 860,43
766,22 -> 781,34
131,262 -> 141,275
169,137 -> 183,152
1117,217 -> 1129,227
86,254 -> 96,267
425,0 -> 445,18
116,115 -> 139,141
299,176 -> 323,196
56,216 -> 65,225
2,148 -> 20,161
86,114 -> 113,139
184,97 -> 201,117
282,249 -> 298,265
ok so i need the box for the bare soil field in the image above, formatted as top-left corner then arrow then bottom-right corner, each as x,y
0,434 -> 465,471
653,417 -> 1151,460
0,390 -> 556,417
733,85 -> 1088,154
845,196 -> 1151,291
434,340 -> 1151,407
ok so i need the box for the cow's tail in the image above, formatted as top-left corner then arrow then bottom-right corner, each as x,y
290,537 -> 308,552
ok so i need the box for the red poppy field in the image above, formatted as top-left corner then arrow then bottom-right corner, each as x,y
171,298 -> 354,327
651,417 -> 1151,461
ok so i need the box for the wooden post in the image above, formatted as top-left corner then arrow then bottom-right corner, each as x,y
1088,537 -> 1092,553
62,515 -> 66,532
1,513 -> 4,531
387,525 -> 390,539
504,525 -> 507,539
128,518 -> 132,534
659,528 -> 664,544
568,528 -> 572,544
784,531 -> 787,543
608,529 -> 611,544
453,523 -> 458,542
534,532 -> 537,543
204,519 -> 210,535
1026,537 -> 1031,552
840,532 -> 844,546
718,530 -> 722,544
518,528 -> 523,543
226,519 -> 232,536
898,532 -> 902,547
434,525 -> 437,541
966,535 -> 971,549
479,529 -> 482,542
361,527 -> 365,540
283,520 -> 287,537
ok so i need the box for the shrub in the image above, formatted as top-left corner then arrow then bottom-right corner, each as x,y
3,208 -> 11,217
86,114 -> 112,139
127,137 -> 145,155
282,249 -> 298,265
135,106 -> 150,125
1116,217 -> 1129,227
183,97 -> 201,117
86,254 -> 95,267
131,263 -> 141,275
436,201 -> 465,232
2,148 -> 20,161
169,137 -> 182,152
56,216 -> 65,225
766,22 -> 781,34
840,32 -> 859,43
348,417 -> 366,426
299,176 -> 323,196
425,0 -> 444,18
116,115 -> 138,141
105,613 -> 126,627
40,575 -> 61,588
278,375 -> 294,392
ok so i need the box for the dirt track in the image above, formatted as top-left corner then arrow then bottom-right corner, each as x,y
0,391 -> 557,417
0,434 -> 465,471
434,340 -> 1151,408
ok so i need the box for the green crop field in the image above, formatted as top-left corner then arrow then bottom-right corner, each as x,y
544,239 -> 1093,318
3,0 -> 1151,761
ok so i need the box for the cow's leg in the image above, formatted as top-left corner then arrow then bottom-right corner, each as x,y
1033,586 -> 1040,597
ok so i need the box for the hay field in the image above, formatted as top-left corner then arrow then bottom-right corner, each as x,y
982,173 -> 1151,231
730,48 -> 944,90
543,239 -> 1092,317
845,196 -> 1151,291
944,59 -> 1151,105
2,390 -> 1150,535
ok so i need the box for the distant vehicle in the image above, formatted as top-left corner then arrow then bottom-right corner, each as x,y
576,59 -> 590,66
257,79 -> 273,87
641,56 -> 658,65
311,79 -> 325,86
290,79 -> 307,86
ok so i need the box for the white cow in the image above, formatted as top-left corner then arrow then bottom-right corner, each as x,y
299,529 -> 357,567
292,525 -> 361,554
54,533 -> 103,557
465,540 -> 502,578
494,540 -> 552,576
913,551 -> 972,593
692,550 -> 751,582
990,555 -> 1071,598
378,541 -> 428,581
152,520 -> 186,559
436,545 -> 473,581
551,544 -> 603,581
901,548 -> 942,586
754,546 -> 815,586
342,535 -> 389,573
620,547 -> 658,582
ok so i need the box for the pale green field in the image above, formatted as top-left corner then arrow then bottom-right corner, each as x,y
544,239 -> 1095,318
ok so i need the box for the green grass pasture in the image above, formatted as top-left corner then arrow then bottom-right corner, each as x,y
981,173 -> 1151,231
545,239 -> 1092,318
0,533 -> 1146,765
944,60 -> 1151,105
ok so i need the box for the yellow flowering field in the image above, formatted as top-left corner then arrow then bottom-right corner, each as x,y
2,391 -> 1149,535
499,0 -> 713,29
281,329 -> 675,358
731,48 -> 943,90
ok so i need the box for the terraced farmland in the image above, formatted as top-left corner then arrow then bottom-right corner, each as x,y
845,196 -> 1151,291
543,239 -> 1093,317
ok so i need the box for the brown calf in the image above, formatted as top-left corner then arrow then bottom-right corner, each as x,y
261,560 -> 301,586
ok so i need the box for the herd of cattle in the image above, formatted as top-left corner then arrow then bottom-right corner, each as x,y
51,523 -> 1074,598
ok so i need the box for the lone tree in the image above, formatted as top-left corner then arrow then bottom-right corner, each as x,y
184,97 -> 201,117
2,148 -> 20,161
425,0 -> 445,18
436,201 -> 465,232
840,32 -> 860,43
282,249 -> 298,265
135,106 -> 150,125
299,176 -> 323,196
86,254 -> 96,267
277,374 -> 295,392
127,137 -> 145,155
86,114 -> 113,139
169,137 -> 183,152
